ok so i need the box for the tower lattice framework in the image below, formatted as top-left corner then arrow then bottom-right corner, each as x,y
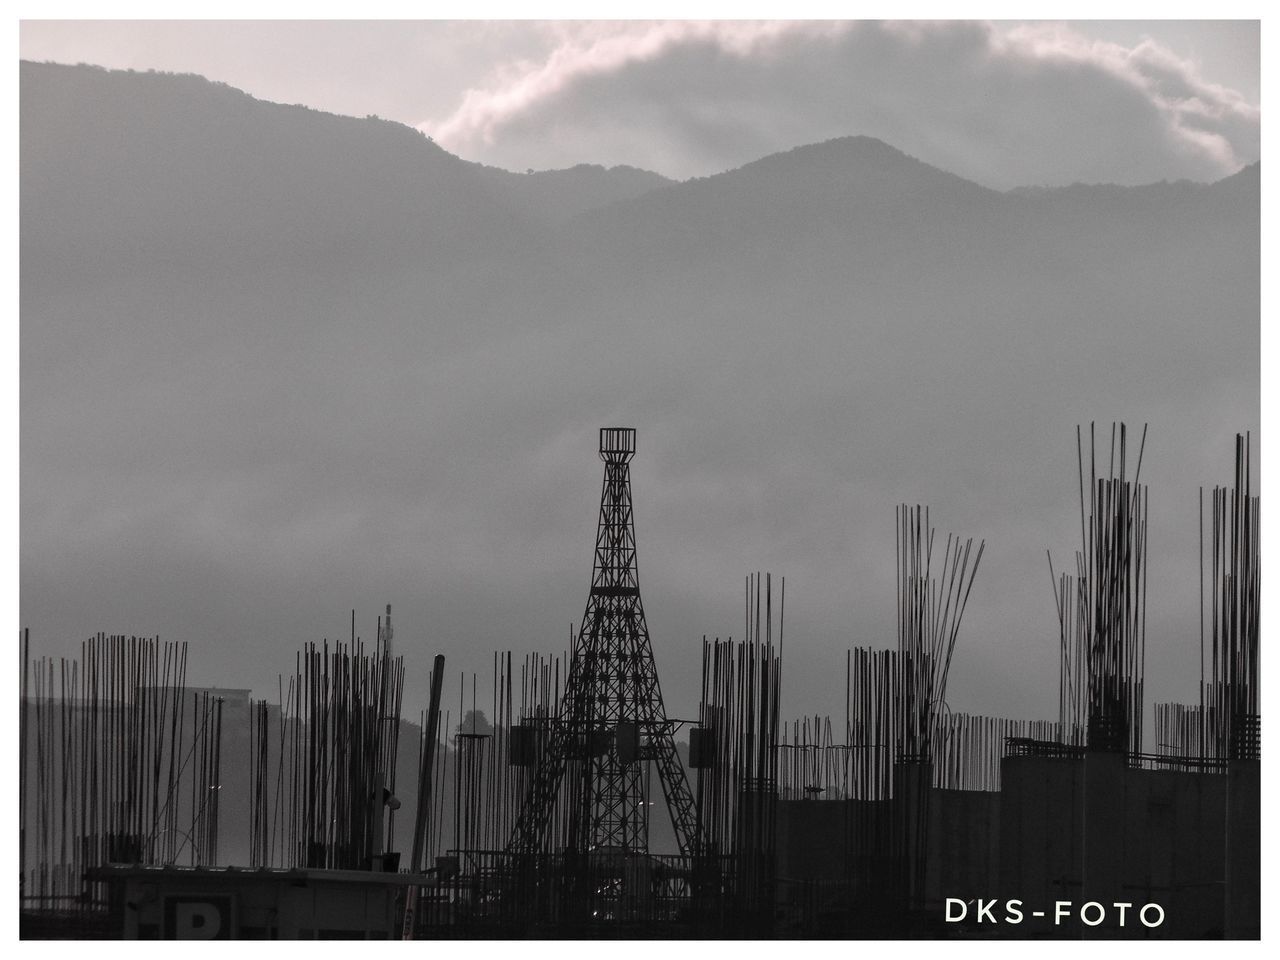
508,427 -> 699,857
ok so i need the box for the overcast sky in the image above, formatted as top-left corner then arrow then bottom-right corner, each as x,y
15,18 -> 1264,731
19,19 -> 1260,188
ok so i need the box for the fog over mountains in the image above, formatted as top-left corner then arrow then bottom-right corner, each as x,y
20,62 -> 1259,726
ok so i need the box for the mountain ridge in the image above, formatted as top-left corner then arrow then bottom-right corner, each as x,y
20,60 -> 676,230
19,56 -> 1260,764
21,59 -> 1253,210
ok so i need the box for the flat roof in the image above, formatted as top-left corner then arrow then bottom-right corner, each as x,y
89,864 -> 437,887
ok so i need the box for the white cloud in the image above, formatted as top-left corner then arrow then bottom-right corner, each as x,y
424,20 -> 1259,187
427,21 -> 842,150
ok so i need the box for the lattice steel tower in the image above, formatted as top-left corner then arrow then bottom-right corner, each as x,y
508,427 -> 699,856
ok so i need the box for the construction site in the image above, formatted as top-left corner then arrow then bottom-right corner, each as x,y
18,424 -> 1260,940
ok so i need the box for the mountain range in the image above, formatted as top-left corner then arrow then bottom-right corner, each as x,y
20,61 -> 1260,735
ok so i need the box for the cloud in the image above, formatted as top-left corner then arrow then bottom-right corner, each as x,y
423,20 -> 1259,188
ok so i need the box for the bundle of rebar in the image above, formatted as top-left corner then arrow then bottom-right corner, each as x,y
247,616 -> 404,870
891,505 -> 984,916
895,504 -> 985,761
778,678 -> 1059,799
20,631 -> 223,918
776,714 -> 844,799
932,713 -> 1059,792
846,647 -> 900,801
694,576 -> 782,851
691,573 -> 783,926
1153,702 -> 1207,761
502,648 -> 568,857
1051,423 -> 1149,754
446,649 -> 564,861
1049,554 -> 1089,747
1201,432 -> 1260,761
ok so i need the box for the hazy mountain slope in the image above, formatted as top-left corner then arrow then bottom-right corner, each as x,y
20,59 -> 1259,789
20,62 -> 670,267
553,133 -> 1255,409
20,62 -> 531,270
475,162 -> 674,224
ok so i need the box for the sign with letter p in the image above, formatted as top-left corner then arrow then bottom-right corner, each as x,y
163,895 -> 233,939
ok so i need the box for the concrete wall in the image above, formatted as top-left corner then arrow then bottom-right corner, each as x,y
925,788 -> 1000,905
1121,765 -> 1227,937
771,756 -> 1254,938
775,799 -> 848,882
996,754 -> 1084,916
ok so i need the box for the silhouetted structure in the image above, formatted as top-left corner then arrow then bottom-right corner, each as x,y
20,426 -> 1260,939
508,427 -> 697,863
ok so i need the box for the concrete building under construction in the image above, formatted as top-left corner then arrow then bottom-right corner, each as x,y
19,426 -> 1260,939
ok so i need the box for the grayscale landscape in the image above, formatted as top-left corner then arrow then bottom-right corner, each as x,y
21,60 -> 1258,726
17,19 -> 1262,939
